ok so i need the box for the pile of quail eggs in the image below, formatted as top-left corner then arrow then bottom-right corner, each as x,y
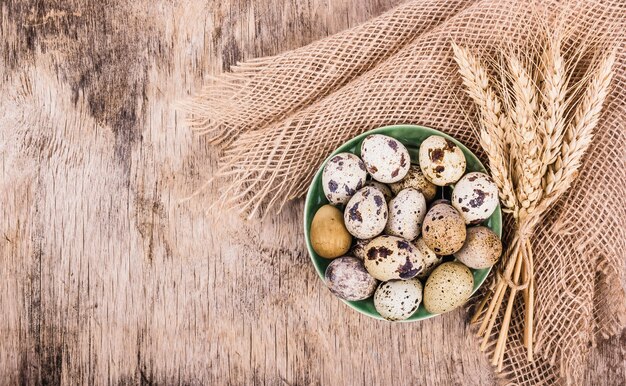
310,134 -> 503,321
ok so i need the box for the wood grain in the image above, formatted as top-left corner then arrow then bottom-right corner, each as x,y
0,0 -> 622,384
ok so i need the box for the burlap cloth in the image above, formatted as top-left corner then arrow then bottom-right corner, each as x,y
182,0 -> 626,384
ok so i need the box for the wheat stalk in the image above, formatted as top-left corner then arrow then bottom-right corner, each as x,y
541,50 -> 616,207
452,43 -> 518,217
538,36 -> 568,186
508,54 -> 543,218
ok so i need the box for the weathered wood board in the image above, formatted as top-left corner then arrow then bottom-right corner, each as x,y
0,0 -> 623,384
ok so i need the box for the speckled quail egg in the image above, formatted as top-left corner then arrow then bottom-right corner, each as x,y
374,279 -> 423,321
413,237 -> 443,279
363,235 -> 424,281
419,135 -> 466,186
422,203 -> 466,255
364,180 -> 393,202
350,238 -> 372,261
384,188 -> 427,241
424,262 -> 474,314
360,134 -> 410,183
452,172 -> 500,225
310,205 -> 352,259
344,187 -> 388,239
429,198 -> 451,207
325,256 -> 378,301
322,153 -> 367,205
389,165 -> 438,202
454,226 -> 503,269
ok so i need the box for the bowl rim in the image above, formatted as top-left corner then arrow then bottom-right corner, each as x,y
303,124 -> 502,322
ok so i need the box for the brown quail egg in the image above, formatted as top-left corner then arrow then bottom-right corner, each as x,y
423,262 -> 474,314
344,187 -> 388,239
413,237 -> 443,279
364,180 -> 393,202
452,172 -> 500,225
360,134 -> 410,183
374,279 -> 423,321
325,256 -> 378,301
349,238 -> 372,261
310,205 -> 352,258
422,203 -> 466,255
389,165 -> 437,202
384,188 -> 427,241
454,226 -> 503,269
363,235 -> 424,281
322,153 -> 367,205
419,135 -> 466,186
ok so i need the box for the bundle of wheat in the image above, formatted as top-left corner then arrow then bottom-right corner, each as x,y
453,35 -> 615,370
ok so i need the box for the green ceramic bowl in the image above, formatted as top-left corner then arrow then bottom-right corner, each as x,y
304,124 -> 502,322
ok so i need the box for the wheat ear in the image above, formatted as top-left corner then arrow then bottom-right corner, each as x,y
541,50 -> 615,209
508,54 -> 543,217
538,36 -> 568,188
452,43 -> 518,216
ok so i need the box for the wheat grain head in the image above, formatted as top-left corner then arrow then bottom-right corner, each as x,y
539,50 -> 616,212
452,42 -> 518,216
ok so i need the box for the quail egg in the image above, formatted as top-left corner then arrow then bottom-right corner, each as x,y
344,187 -> 388,239
310,204 -> 352,258
325,256 -> 378,301
360,134 -> 410,183
322,153 -> 367,205
419,135 -> 466,186
374,279 -> 423,321
452,172 -> 500,225
413,237 -> 443,279
429,198 -> 451,207
384,188 -> 427,241
363,235 -> 424,281
423,262 -> 474,314
422,202 -> 466,255
454,226 -> 503,269
389,165 -> 437,202
364,180 -> 393,202
350,238 -> 372,261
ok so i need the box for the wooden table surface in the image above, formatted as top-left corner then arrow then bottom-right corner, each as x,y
1,0 -> 623,384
